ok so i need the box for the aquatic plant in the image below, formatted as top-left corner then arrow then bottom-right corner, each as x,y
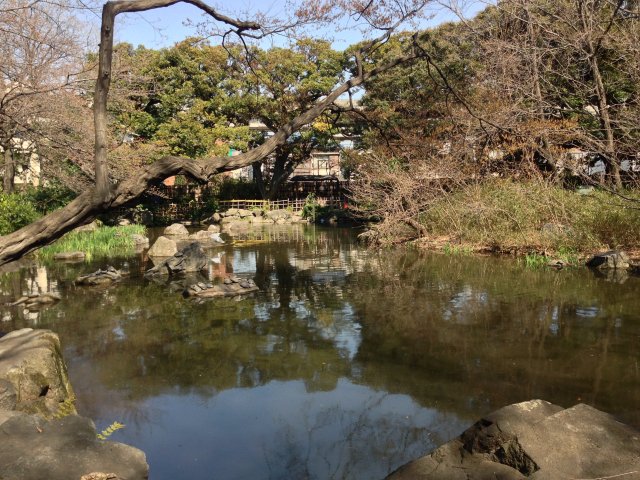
442,243 -> 473,256
38,225 -> 146,261
523,253 -> 547,269
96,421 -> 125,440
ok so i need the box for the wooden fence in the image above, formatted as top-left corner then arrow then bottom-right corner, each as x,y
135,180 -> 350,223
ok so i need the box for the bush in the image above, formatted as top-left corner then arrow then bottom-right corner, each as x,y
0,193 -> 40,235
24,182 -> 77,214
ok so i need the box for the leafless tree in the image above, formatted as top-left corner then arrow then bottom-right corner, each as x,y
0,0 -> 95,193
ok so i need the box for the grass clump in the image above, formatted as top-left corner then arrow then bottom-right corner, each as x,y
442,243 -> 473,255
420,179 -> 640,254
39,224 -> 146,261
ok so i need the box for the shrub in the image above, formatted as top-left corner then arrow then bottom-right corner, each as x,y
0,193 -> 40,235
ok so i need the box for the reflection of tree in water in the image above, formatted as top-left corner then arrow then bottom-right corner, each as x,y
349,250 -> 640,428
262,390 -> 441,480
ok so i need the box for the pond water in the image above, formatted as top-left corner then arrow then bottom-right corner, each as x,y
1,224 -> 639,479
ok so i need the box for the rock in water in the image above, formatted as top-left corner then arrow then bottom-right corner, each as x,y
76,266 -> 122,286
163,223 -> 189,237
147,236 -> 177,257
146,242 -> 207,276
183,276 -> 258,299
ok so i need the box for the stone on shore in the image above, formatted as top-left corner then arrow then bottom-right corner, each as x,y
586,250 -> 630,270
387,399 -> 640,479
147,236 -> 177,257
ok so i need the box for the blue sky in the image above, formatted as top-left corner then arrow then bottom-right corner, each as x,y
112,1 -> 489,50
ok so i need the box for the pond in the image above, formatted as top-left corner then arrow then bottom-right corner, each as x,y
1,224 -> 639,479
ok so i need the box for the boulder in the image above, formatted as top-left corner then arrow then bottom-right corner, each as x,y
236,209 -> 253,218
146,242 -> 207,276
188,230 -> 225,244
586,250 -> 630,270
183,276 -> 258,299
131,234 -> 149,246
163,223 -> 189,237
0,329 -> 74,417
76,267 -> 122,286
212,212 -> 222,223
266,209 -> 290,220
387,399 -> 640,480
207,224 -> 221,233
147,236 -> 177,257
53,251 -> 86,261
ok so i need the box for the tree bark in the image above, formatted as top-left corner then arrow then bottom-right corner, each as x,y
579,2 -> 623,189
3,147 -> 14,194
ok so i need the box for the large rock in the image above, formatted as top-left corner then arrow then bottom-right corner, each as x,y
388,399 -> 640,479
163,223 -> 189,237
0,329 -> 74,417
586,250 -> 630,270
266,209 -> 291,221
236,208 -> 254,218
146,242 -> 207,276
0,406 -> 148,480
147,236 -> 177,257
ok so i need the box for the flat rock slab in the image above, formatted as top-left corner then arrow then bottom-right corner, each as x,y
388,399 -> 640,480
0,411 -> 148,480
0,328 -> 74,416
53,251 -> 86,261
184,276 -> 258,299
76,267 -> 122,286
9,293 -> 61,310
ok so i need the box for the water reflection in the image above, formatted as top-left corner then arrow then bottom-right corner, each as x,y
1,225 -> 639,479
